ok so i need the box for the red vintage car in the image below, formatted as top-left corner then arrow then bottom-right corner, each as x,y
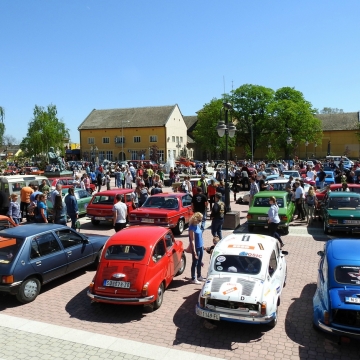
129,193 -> 193,234
316,183 -> 360,202
87,226 -> 186,310
3,166 -> 20,176
49,177 -> 95,193
86,189 -> 135,226
24,167 -> 44,175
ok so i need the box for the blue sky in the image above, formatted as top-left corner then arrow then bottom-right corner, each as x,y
1,1 -> 360,144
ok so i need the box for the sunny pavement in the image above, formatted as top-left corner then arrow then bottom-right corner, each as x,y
1,184 -> 360,360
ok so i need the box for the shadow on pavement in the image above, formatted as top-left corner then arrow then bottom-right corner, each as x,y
173,291 -> 268,351
285,283 -> 360,359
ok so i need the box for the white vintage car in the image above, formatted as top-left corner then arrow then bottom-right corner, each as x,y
195,233 -> 288,327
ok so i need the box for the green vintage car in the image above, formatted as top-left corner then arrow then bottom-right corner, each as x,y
321,192 -> 360,234
247,191 -> 295,235
47,188 -> 93,221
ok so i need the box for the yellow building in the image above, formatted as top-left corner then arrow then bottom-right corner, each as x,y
78,105 -> 189,162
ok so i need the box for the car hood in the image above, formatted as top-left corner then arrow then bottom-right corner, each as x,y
87,234 -> 109,249
201,274 -> 264,304
329,288 -> 360,310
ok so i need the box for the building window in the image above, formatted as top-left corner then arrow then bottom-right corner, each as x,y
180,137 -> 183,143
150,135 -> 157,143
106,151 -> 113,161
168,150 -> 171,159
131,150 -> 138,160
173,150 -> 176,159
98,151 -> 105,163
88,137 -> 95,145
115,136 -> 124,144
172,136 -> 175,142
103,137 -> 110,144
176,136 -> 179,144
134,136 -> 141,143
158,150 -> 164,162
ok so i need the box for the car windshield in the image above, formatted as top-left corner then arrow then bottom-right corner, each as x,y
0,236 -> 25,264
143,197 -> 178,209
328,197 -> 360,210
214,254 -> 262,275
253,197 -> 284,208
104,245 -> 146,261
335,265 -> 360,285
283,171 -> 299,177
92,195 -> 114,205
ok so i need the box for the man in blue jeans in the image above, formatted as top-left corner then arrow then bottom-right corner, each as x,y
191,187 -> 208,231
210,193 -> 226,240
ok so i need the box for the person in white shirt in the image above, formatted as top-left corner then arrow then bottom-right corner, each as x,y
294,181 -> 305,220
306,167 -> 317,180
125,170 -> 133,188
112,194 -> 127,232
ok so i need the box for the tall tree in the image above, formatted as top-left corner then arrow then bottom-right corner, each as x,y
20,104 -> 69,158
266,87 -> 322,159
320,107 -> 344,114
193,98 -> 236,159
0,106 -> 5,146
230,84 -> 275,158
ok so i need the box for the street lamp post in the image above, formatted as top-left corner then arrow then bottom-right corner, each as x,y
216,102 -> 236,212
305,140 -> 309,160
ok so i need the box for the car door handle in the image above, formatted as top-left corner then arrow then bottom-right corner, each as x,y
35,261 -> 41,266
67,251 -> 72,255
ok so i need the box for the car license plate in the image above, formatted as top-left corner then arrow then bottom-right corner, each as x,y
141,218 -> 154,223
103,280 -> 130,288
95,217 -> 106,220
196,307 -> 220,321
258,217 -> 268,220
345,297 -> 360,304
343,220 -> 360,224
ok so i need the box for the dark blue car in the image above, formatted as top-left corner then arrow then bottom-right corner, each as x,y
0,224 -> 109,303
313,239 -> 360,341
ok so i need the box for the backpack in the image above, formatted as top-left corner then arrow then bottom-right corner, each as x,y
306,195 -> 315,206
140,188 -> 149,204
218,201 -> 226,218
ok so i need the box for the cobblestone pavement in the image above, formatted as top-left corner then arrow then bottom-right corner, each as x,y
1,187 -> 360,359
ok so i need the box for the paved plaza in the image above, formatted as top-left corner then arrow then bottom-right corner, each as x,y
1,188 -> 360,359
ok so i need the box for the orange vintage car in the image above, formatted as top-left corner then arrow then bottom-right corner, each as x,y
24,167 -> 44,175
176,157 -> 195,167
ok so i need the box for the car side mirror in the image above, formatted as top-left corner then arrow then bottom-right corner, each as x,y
317,250 -> 324,257
281,250 -> 288,255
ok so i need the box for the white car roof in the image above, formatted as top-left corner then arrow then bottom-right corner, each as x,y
215,233 -> 276,258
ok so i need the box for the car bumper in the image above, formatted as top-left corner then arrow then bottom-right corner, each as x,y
247,221 -> 288,229
0,281 -> 22,295
195,304 -> 275,324
327,225 -> 360,233
315,320 -> 360,340
87,291 -> 155,304
88,216 -> 112,222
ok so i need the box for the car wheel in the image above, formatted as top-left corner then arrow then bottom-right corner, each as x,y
176,253 -> 186,276
91,219 -> 100,226
153,283 -> 165,310
248,225 -> 254,232
267,306 -> 278,328
283,227 -> 289,235
16,277 -> 41,304
323,221 -> 329,234
174,219 -> 185,235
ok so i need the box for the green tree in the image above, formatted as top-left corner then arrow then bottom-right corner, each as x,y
20,104 -> 69,159
0,106 -> 6,146
193,98 -> 236,159
230,84 -> 275,159
266,87 -> 322,159
320,107 -> 344,114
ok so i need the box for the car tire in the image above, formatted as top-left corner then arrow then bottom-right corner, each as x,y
283,227 -> 289,235
153,283 -> 164,310
16,277 -> 41,304
323,221 -> 329,234
174,219 -> 185,235
175,253 -> 186,276
267,306 -> 278,328
248,225 -> 254,232
91,219 -> 100,226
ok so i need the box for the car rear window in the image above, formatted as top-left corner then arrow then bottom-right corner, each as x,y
213,254 -> 262,275
253,197 -> 284,208
143,197 -> 178,209
0,236 -> 25,264
328,197 -> 360,210
104,245 -> 146,261
92,195 -> 115,205
335,266 -> 360,285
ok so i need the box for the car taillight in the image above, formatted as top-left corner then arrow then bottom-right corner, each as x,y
1,275 -> 14,284
247,215 -> 252,220
199,296 -> 206,308
280,216 -> 288,221
328,219 -> 338,225
89,281 -> 94,293
260,302 -> 267,316
324,310 -> 330,324
142,283 -> 149,297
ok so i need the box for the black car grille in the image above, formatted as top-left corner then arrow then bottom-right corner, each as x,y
207,299 -> 258,311
333,309 -> 360,328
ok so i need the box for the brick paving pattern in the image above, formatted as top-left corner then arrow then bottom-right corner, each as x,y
1,187 -> 360,359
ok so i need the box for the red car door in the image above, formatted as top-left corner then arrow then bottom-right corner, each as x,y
164,233 -> 176,284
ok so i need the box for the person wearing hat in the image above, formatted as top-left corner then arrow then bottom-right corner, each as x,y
210,193 -> 226,240
7,193 -> 21,224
